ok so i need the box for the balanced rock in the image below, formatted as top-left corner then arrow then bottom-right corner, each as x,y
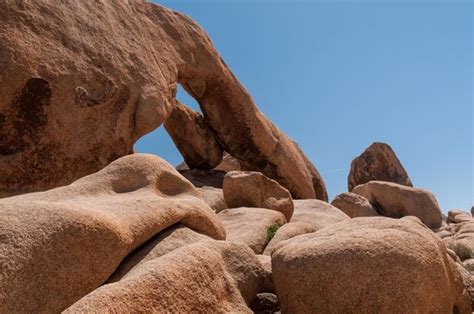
218,207 -> 287,254
353,181 -> 443,229
0,154 -> 225,312
0,0 -> 326,201
165,101 -> 223,170
272,218 -> 471,313
290,199 -> 349,231
67,240 -> 267,313
223,171 -> 294,220
331,192 -> 378,217
348,142 -> 412,191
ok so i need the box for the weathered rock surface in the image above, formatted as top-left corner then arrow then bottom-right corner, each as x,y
250,293 -> 280,314
290,199 -> 349,231
165,101 -> 223,169
107,224 -> 211,282
218,207 -> 287,254
348,142 -> 412,191
331,192 -> 378,217
67,240 -> 266,313
0,0 -> 326,200
223,171 -> 294,220
439,210 -> 474,261
198,186 -> 227,212
263,222 -> 316,256
177,152 -> 242,172
272,218 -> 471,313
0,154 -> 225,312
353,181 -> 443,229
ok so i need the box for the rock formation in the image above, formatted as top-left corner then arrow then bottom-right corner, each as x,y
0,0 -> 327,200
331,192 -> 378,217
164,101 -> 223,169
272,218 -> 471,313
290,199 -> 349,231
0,154 -> 225,312
348,142 -> 412,191
353,181 -> 443,229
223,171 -> 294,220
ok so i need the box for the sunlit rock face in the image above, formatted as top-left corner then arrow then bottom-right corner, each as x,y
0,0 -> 327,200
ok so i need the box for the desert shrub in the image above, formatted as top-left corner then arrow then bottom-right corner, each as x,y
267,224 -> 281,241
448,242 -> 474,261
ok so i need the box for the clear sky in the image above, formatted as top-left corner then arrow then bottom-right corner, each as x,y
137,0 -> 473,212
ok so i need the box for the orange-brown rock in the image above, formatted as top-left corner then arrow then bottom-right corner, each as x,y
67,240 -> 267,313
177,152 -> 242,172
164,101 -> 223,169
263,222 -> 316,256
290,199 -> 349,231
0,0 -> 326,200
218,207 -> 287,254
348,142 -> 412,191
441,210 -> 474,260
224,171 -> 294,220
353,181 -> 443,228
331,192 -> 378,217
0,154 -> 225,312
272,218 -> 471,313
198,186 -> 227,212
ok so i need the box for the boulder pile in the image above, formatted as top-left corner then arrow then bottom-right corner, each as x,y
0,1 -> 472,313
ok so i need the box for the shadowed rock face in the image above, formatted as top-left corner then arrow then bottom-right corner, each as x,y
348,142 -> 412,191
0,0 -> 327,200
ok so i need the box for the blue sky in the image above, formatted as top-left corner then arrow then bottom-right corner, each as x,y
137,0 -> 473,212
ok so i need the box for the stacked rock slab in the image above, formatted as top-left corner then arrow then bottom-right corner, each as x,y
331,192 -> 378,217
271,218 -> 471,313
353,181 -> 443,229
0,154 -> 225,312
0,0 -> 327,200
223,171 -> 294,221
348,142 -> 412,191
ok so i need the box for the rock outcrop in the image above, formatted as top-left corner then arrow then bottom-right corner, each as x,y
438,210 -> 474,261
290,199 -> 349,231
218,207 -> 287,254
223,171 -> 294,220
164,101 -> 223,169
0,0 -> 326,200
353,181 -> 443,229
331,192 -> 378,217
348,142 -> 412,191
0,154 -> 225,312
272,218 -> 471,313
67,240 -> 267,313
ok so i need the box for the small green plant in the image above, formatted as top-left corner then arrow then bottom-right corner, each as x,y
448,242 -> 474,261
267,224 -> 281,241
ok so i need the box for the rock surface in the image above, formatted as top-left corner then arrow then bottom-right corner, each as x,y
263,222 -> 316,256
439,210 -> 474,261
353,181 -> 443,229
223,171 -> 294,220
331,192 -> 378,217
0,154 -> 225,312
164,101 -> 223,169
177,152 -> 242,172
290,199 -> 349,231
67,241 -> 266,313
218,207 -> 287,254
348,142 -> 412,191
198,186 -> 227,212
0,0 -> 326,200
272,218 -> 471,313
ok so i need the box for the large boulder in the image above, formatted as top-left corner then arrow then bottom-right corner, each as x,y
67,240 -> 267,312
331,192 -> 378,217
263,222 -> 316,256
290,199 -> 349,231
353,181 -> 443,229
0,1 -> 326,201
0,154 -> 225,312
218,207 -> 287,254
348,142 -> 412,191
272,218 -> 471,313
164,101 -> 223,170
223,171 -> 294,220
